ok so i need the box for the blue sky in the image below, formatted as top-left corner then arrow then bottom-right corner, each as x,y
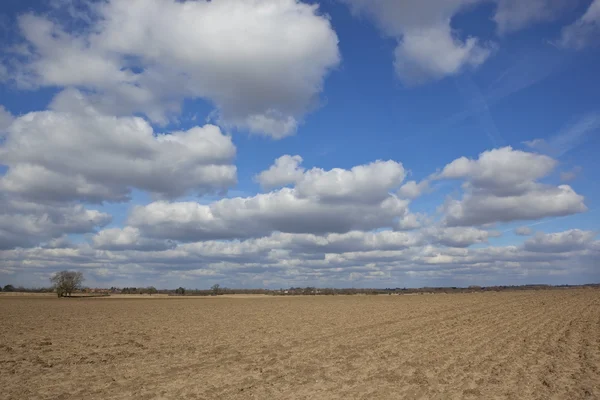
0,0 -> 599,289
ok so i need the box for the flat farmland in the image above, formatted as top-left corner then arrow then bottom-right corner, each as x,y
1,290 -> 599,399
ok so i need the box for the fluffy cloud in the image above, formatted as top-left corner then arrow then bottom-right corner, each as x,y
0,103 -> 236,203
11,0 -> 340,137
257,156 -> 406,204
129,188 -> 409,242
42,236 -> 74,250
341,0 -> 492,84
439,147 -> 586,226
425,227 -> 501,248
396,213 -> 424,231
557,0 -> 600,49
443,183 -> 586,226
181,230 -> 424,259
92,227 -> 175,251
340,0 -> 582,84
439,147 -> 556,196
393,24 -> 491,85
0,141 -> 593,288
0,105 -> 14,132
126,157 -> 410,242
523,229 -> 597,253
398,180 -> 430,199
0,196 -> 110,250
256,155 -> 305,189
295,160 -> 406,204
3,227 -> 598,287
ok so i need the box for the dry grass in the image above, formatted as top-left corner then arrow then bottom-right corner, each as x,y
1,289 -> 599,399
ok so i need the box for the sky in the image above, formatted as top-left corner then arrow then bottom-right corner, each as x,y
0,0 -> 599,289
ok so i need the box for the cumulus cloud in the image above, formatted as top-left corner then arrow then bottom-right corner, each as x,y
439,147 -> 556,196
257,156 -> 406,204
341,0 -> 493,84
3,227 -> 598,287
443,183 -> 586,226
126,156 -> 410,243
129,188 -> 409,242
42,235 -> 74,250
0,196 -> 110,250
425,227 -> 501,248
92,227 -> 175,251
523,229 -> 597,253
0,102 -> 236,203
398,180 -> 430,199
0,105 -> 14,132
396,213 -> 424,231
393,24 -> 492,85
340,0 -> 582,84
295,160 -> 406,204
10,0 -> 340,138
557,0 -> 600,49
184,230 -> 424,258
438,147 -> 587,226
256,155 -> 305,189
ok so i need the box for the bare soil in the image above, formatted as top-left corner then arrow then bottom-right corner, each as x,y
1,289 -> 599,399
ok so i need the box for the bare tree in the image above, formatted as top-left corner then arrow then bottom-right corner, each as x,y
3,284 -> 15,292
50,271 -> 84,297
211,284 -> 221,296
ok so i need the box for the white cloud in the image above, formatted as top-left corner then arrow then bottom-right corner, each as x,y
0,105 -> 14,132
129,187 -> 409,242
257,156 -> 406,204
92,227 -> 175,251
295,160 -> 406,204
0,196 -> 110,250
557,0 -> 600,49
183,230 -> 424,257
398,180 -> 430,199
340,0 -> 586,84
256,155 -> 305,189
396,213 -> 424,231
438,147 -> 587,226
341,0 -> 493,84
523,229 -> 597,253
11,0 -> 341,138
514,226 -> 533,236
3,227 -> 598,287
425,226 -> 501,248
42,235 -> 74,249
439,147 -> 556,196
394,25 -> 492,85
494,0 -> 574,34
443,184 -> 587,226
0,103 -> 236,202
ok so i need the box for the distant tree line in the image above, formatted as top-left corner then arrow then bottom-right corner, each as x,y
119,286 -> 158,295
0,284 -> 54,293
2,280 -> 599,296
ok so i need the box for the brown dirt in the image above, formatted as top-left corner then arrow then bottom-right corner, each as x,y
1,290 -> 599,399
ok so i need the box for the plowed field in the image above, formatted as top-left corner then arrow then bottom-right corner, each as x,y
1,290 -> 599,399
